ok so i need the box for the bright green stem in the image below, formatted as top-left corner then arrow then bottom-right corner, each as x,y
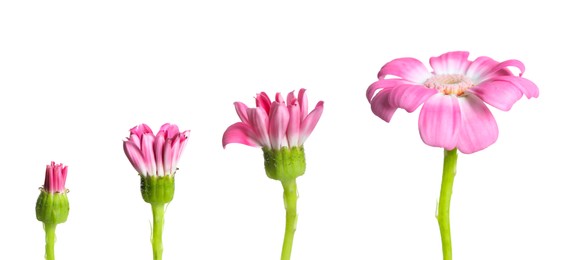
281,179 -> 298,260
151,203 -> 165,260
437,148 -> 458,260
44,223 -> 56,260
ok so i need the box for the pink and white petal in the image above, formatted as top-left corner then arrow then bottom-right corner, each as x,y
429,51 -> 471,75
299,101 -> 324,145
141,133 -> 156,176
468,80 -> 523,111
162,138 -> 174,174
222,122 -> 259,148
287,91 -> 297,106
268,103 -> 290,149
377,57 -> 432,83
366,78 -> 407,101
418,94 -> 461,150
256,92 -> 272,114
175,132 -> 189,166
275,92 -> 285,103
457,95 -> 498,154
248,107 -> 271,148
169,140 -> 181,175
466,56 -> 501,82
130,124 -> 153,136
123,141 -> 147,175
154,132 -> 166,176
297,89 -> 309,118
490,76 -> 539,98
370,88 -> 397,122
234,102 -> 250,123
485,59 -> 525,77
287,104 -> 301,147
388,84 -> 438,113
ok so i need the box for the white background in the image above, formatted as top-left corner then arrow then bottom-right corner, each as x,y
1,0 -> 573,259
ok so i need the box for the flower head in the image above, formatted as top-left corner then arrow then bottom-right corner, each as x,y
367,51 -> 539,153
123,123 -> 190,177
223,89 -> 324,150
42,161 -> 68,193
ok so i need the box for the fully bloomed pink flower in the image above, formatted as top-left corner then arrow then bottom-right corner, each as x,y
223,89 -> 324,150
123,123 -> 190,177
43,161 -> 68,193
367,51 -> 539,154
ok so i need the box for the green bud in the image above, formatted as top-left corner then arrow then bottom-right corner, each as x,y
263,146 -> 306,181
36,191 -> 69,225
140,175 -> 175,204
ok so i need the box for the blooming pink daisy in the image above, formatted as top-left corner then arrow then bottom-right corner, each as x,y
367,51 -> 539,153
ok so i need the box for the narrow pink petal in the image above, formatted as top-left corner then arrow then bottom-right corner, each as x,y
128,133 -> 142,149
141,133 -> 156,176
174,131 -> 189,166
44,164 -> 53,192
130,124 -> 153,136
275,92 -> 285,103
489,75 -> 539,98
429,51 -> 471,75
255,92 -> 272,114
123,141 -> 147,175
60,165 -> 68,192
287,103 -> 301,147
457,95 -> 498,154
287,91 -> 296,106
162,138 -> 174,175
269,102 -> 289,149
485,59 -> 525,77
297,89 -> 308,118
418,94 -> 461,150
222,122 -> 259,148
468,80 -> 523,111
234,102 -> 250,123
370,88 -> 397,122
154,132 -> 166,176
388,84 -> 438,112
169,139 -> 182,174
377,57 -> 432,83
248,107 -> 271,148
366,78 -> 408,101
161,124 -> 180,139
299,101 -> 324,145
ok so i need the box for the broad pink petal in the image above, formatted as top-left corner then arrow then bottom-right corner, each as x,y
256,92 -> 272,114
141,133 -> 156,176
418,94 -> 461,150
248,107 -> 271,148
154,132 -> 166,176
370,88 -> 397,122
222,122 -> 259,148
297,89 -> 308,118
490,75 -> 539,98
234,102 -> 250,123
377,57 -> 432,83
269,102 -> 289,149
388,84 -> 437,113
287,103 -> 301,147
366,79 -> 407,101
299,101 -> 324,145
457,95 -> 498,154
485,59 -> 525,77
429,51 -> 471,75
468,80 -> 523,111
123,141 -> 147,175
466,56 -> 500,82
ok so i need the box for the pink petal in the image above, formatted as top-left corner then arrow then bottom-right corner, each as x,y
123,141 -> 147,175
388,84 -> 437,113
297,89 -> 308,118
287,103 -> 301,147
248,107 -> 271,148
255,92 -> 272,114
370,88 -> 397,122
377,57 -> 432,83
163,138 -> 174,174
457,95 -> 498,154
234,102 -> 250,123
366,79 -> 407,101
268,102 -> 289,149
222,122 -> 259,148
429,51 -> 471,75
299,101 -> 324,145
175,131 -> 189,166
287,91 -> 297,106
490,75 -> 539,99
141,133 -> 156,176
130,124 -> 153,136
275,92 -> 285,103
418,94 -> 461,150
154,132 -> 166,176
468,80 -> 523,111
169,139 -> 181,174
485,59 -> 525,77
466,56 -> 514,83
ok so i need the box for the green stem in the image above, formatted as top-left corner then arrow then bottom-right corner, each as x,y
437,148 -> 458,260
44,223 -> 57,260
151,203 -> 165,260
280,179 -> 298,260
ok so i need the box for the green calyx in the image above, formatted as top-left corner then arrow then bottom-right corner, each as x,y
263,146 -> 306,181
36,191 -> 69,225
140,175 -> 175,204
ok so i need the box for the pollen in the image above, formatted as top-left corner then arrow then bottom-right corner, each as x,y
424,74 -> 473,96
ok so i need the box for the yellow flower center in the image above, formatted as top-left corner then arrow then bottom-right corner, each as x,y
424,74 -> 473,96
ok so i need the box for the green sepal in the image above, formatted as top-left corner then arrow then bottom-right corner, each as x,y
140,175 -> 175,204
263,146 -> 306,181
36,191 -> 69,225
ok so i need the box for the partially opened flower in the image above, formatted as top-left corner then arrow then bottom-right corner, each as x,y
36,162 -> 69,260
367,51 -> 539,154
123,123 -> 189,260
223,89 -> 323,260
366,51 -> 538,260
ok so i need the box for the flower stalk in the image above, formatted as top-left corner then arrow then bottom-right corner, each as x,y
281,179 -> 298,260
437,148 -> 458,260
44,223 -> 57,260
151,203 -> 165,260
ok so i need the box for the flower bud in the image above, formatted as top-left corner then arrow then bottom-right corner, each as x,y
263,146 -> 306,181
36,191 -> 69,225
140,176 -> 175,204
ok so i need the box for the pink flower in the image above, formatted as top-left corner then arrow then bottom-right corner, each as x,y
43,161 -> 68,193
123,123 -> 190,177
367,51 -> 539,154
223,89 -> 324,150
